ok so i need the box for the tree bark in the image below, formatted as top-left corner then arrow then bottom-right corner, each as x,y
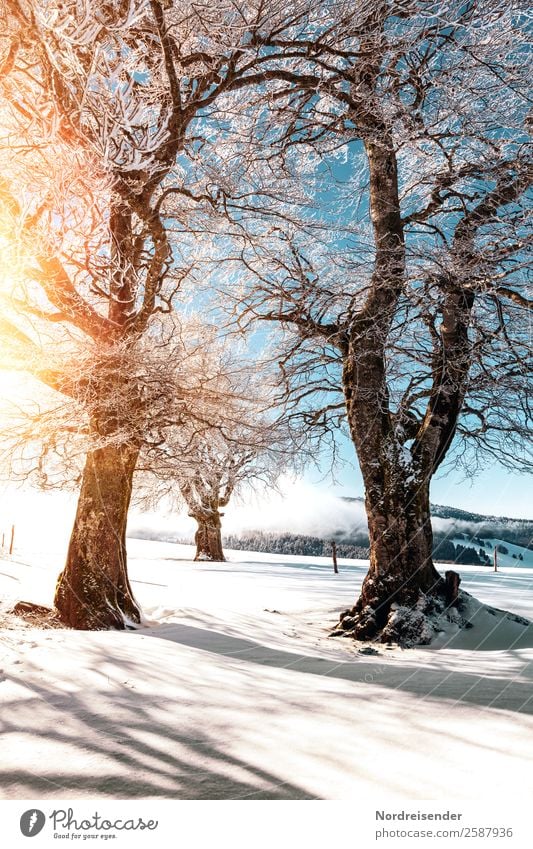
340,452 -> 444,642
193,511 -> 226,562
54,442 -> 141,629
333,58 -> 454,643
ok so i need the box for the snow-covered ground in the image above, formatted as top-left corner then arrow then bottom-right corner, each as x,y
1,538 -> 533,800
451,536 -> 533,568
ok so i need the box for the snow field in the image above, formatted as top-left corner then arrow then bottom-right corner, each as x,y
1,539 -> 532,800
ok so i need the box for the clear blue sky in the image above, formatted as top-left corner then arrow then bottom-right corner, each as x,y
298,149 -> 533,522
307,433 -> 532,520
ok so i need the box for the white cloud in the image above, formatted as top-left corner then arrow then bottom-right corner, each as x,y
128,476 -> 368,541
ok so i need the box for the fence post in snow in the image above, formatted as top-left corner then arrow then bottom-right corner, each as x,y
332,541 -> 338,574
494,544 -> 498,572
9,525 -> 14,555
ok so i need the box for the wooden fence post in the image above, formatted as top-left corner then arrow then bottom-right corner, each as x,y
9,525 -> 15,555
332,540 -> 338,574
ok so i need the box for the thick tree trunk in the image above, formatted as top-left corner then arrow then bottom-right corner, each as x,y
193,512 -> 226,562
54,442 -> 141,630
332,84 -> 453,644
341,466 -> 445,643
339,336 -> 449,644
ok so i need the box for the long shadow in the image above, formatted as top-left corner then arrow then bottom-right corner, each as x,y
0,673 -> 317,800
134,622 -> 533,714
3,636 -> 532,801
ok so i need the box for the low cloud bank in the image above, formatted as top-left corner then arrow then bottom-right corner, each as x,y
128,478 -> 369,543
431,515 -> 531,538
1,479 -> 529,556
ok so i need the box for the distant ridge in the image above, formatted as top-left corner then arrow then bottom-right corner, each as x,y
341,497 -> 533,526
129,498 -> 533,561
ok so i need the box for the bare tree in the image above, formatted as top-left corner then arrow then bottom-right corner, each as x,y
133,332 -> 297,562
0,0 -> 323,628
198,0 -> 532,643
175,435 -> 282,562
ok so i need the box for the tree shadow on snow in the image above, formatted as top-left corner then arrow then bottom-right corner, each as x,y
136,622 -> 533,715
0,667 -> 317,800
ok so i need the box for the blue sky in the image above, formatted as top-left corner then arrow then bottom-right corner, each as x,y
306,432 -> 532,520
312,464 -> 532,521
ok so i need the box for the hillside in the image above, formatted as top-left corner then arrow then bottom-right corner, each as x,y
219,502 -> 533,564
343,497 -> 533,546
129,498 -> 533,565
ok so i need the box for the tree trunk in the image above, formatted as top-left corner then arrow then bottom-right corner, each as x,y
193,512 -> 225,562
341,467 -> 444,643
54,442 -> 141,630
339,345 -> 446,644
333,88 -> 451,644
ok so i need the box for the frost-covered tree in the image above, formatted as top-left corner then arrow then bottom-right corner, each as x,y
163,410 -> 294,563
0,0 -> 326,628
134,335 -> 296,562
177,437 -> 278,563
0,315 -> 240,614
199,0 -> 532,643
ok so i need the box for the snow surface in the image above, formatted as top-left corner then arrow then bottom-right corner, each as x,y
1,539 -> 533,800
451,536 -> 533,568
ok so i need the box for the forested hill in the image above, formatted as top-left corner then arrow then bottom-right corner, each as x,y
221,532 -> 517,566
341,498 -> 533,550
221,503 -> 533,565
223,532 -> 369,561
342,496 -> 532,527
130,501 -> 533,565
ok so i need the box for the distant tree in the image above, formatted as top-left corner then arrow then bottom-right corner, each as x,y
180,441 -> 273,563
136,343 -> 297,562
